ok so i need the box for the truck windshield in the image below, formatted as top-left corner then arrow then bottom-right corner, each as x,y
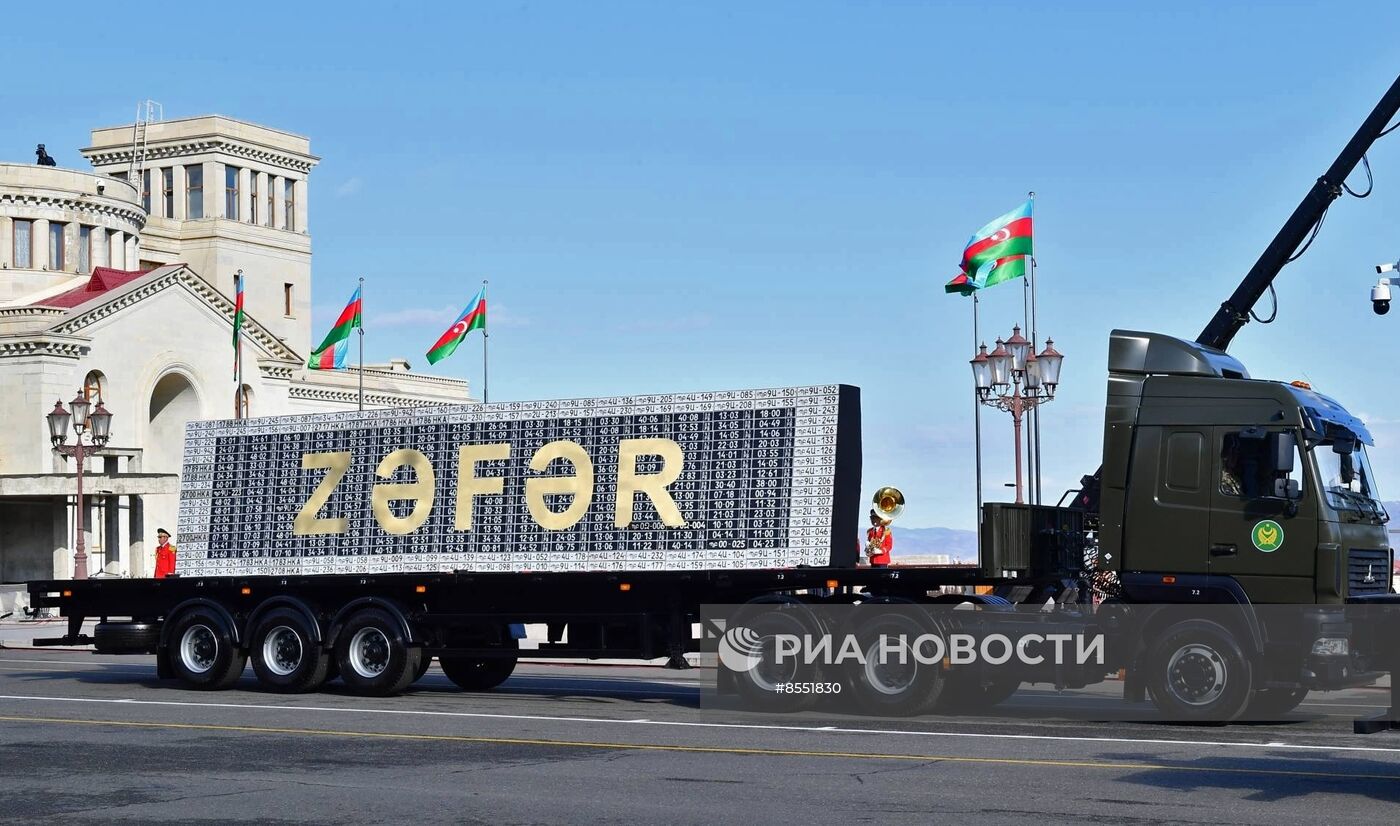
1315,441 -> 1387,518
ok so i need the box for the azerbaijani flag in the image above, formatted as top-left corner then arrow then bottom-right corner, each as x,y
944,271 -> 978,296
426,286 -> 486,365
308,286 -> 362,370
232,272 -> 245,378
960,199 -> 1033,279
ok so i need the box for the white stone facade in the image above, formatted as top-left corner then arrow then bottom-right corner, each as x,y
0,116 -> 471,585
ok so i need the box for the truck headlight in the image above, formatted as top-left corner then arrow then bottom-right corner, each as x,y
1311,637 -> 1349,656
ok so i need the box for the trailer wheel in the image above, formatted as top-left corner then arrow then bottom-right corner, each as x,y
250,608 -> 330,693
440,640 -> 519,691
842,611 -> 945,716
95,621 -> 160,655
724,601 -> 823,712
1243,687 -> 1309,721
166,609 -> 245,690
335,608 -> 421,697
1145,620 -> 1253,723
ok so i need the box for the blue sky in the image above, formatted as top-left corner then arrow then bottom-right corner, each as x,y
7,1 -> 1400,528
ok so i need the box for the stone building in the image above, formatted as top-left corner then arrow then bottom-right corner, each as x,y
0,114 -> 470,585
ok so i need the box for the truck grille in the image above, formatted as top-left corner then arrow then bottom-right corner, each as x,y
1348,548 -> 1392,596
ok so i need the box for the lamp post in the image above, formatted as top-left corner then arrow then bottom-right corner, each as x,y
46,391 -> 113,580
970,325 -> 1063,505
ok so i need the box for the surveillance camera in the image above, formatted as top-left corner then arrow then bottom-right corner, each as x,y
1374,280 -> 1392,315
1379,262 -> 1397,275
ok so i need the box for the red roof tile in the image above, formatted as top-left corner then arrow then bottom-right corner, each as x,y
32,267 -> 153,309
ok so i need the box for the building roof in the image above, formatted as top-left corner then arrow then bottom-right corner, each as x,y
32,267 -> 166,309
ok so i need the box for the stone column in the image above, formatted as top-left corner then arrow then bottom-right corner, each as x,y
0,216 -> 11,268
109,230 -> 125,270
128,495 -> 145,578
51,496 -> 70,581
92,225 -> 109,269
125,235 -> 138,269
173,165 -> 187,220
104,494 -> 121,571
33,219 -> 49,269
272,177 -> 286,230
294,178 -> 308,234
203,160 -> 221,220
238,166 -> 252,223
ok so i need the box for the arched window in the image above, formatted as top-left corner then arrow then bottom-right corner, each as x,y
83,370 -> 107,402
236,384 -> 253,419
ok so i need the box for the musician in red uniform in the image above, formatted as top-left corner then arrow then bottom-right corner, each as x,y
154,528 -> 177,578
865,509 -> 893,567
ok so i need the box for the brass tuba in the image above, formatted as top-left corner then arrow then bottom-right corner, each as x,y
871,486 -> 905,524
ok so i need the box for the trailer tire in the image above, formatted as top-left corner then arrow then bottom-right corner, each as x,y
1244,687 -> 1309,721
335,607 -> 421,697
724,600 -> 823,713
166,609 -> 246,690
841,611 -> 945,716
95,621 -> 160,655
440,642 -> 519,691
1145,620 -> 1253,723
250,608 -> 330,694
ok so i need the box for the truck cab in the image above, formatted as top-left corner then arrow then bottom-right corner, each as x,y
1098,329 -> 1392,604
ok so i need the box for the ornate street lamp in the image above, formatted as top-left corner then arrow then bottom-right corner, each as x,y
47,390 -> 113,579
971,330 -> 1065,505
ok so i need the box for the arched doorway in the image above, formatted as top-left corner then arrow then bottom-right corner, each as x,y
147,371 -> 201,473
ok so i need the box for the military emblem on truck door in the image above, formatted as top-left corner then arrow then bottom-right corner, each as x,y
1251,520 -> 1284,552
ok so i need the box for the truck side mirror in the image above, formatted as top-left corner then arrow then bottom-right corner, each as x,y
1267,432 -> 1296,475
1273,477 -> 1301,500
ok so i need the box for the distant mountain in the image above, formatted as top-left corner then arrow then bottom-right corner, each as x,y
882,526 -> 978,563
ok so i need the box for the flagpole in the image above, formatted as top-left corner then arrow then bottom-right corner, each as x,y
234,269 -> 243,420
973,291 -> 984,557
1028,190 -> 1042,505
482,278 -> 489,403
358,276 -> 365,412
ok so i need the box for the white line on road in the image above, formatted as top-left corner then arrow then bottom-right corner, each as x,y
1,692 -> 1398,756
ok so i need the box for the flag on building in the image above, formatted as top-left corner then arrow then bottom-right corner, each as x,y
232,272 -> 245,378
308,286 -> 363,370
426,286 -> 486,365
945,200 -> 1034,296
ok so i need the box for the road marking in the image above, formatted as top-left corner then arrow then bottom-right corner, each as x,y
0,713 -> 1397,781
2,692 -> 1398,755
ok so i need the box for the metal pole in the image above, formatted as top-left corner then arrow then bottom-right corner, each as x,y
1011,394 -> 1024,505
73,439 -> 87,579
1022,274 -> 1035,505
482,278 -> 489,404
234,270 -> 243,420
358,276 -> 365,412
973,293 -> 984,553
1028,191 -> 1041,504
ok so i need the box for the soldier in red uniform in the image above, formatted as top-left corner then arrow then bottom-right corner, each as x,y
865,509 -> 893,567
154,528 -> 177,578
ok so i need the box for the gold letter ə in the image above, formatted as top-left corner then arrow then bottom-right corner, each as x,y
525,440 -> 595,531
294,451 -> 351,535
455,443 -> 510,530
371,448 -> 435,535
615,438 -> 686,528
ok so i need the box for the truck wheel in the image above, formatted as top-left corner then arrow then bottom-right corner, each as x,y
724,602 -> 823,712
167,609 -> 246,690
440,642 -> 519,691
1244,687 -> 1309,721
842,611 -> 944,716
250,608 -> 330,694
1145,620 -> 1253,723
335,608 -> 421,697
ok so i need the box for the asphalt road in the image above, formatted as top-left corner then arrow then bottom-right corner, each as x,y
1,649 -> 1399,824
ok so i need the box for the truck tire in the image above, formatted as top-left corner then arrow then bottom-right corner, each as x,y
250,608 -> 330,694
95,621 -> 160,655
1244,687 -> 1309,721
1145,620 -> 1253,723
335,607 -> 421,697
723,600 -> 823,713
166,609 -> 246,690
440,641 -> 519,691
841,611 -> 945,716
